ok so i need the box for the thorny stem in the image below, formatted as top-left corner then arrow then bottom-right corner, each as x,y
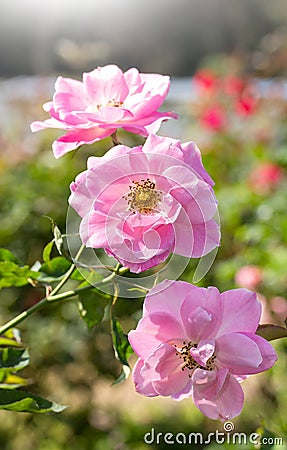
0,262 -> 129,335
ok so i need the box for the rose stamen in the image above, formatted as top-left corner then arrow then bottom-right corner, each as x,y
97,99 -> 124,109
174,341 -> 216,378
123,178 -> 162,215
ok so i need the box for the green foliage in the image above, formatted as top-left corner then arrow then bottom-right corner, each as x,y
0,249 -> 22,265
0,347 -> 30,389
0,262 -> 36,289
111,314 -> 134,384
0,374 -> 29,390
38,257 -> 72,283
0,248 -> 39,289
0,333 -> 29,390
78,289 -> 111,330
71,267 -> 103,287
0,337 -> 21,347
0,390 -> 66,413
0,348 -> 29,374
42,240 -> 54,264
0,330 -> 66,413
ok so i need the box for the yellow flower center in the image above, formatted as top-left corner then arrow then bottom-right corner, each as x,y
106,100 -> 124,108
96,99 -> 124,109
124,179 -> 162,215
174,341 -> 216,378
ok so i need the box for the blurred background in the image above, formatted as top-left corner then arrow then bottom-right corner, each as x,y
1,0 -> 287,449
1,0 -> 287,77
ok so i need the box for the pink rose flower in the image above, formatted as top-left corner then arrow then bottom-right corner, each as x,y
30,65 -> 177,158
235,265 -> 262,290
128,280 -> 277,420
69,134 -> 220,273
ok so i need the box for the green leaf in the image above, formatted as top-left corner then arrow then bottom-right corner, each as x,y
0,337 -> 22,348
0,374 -> 29,389
0,328 -> 65,412
78,289 -> 111,330
0,333 -> 29,388
2,328 -> 23,345
0,389 -> 66,413
38,257 -> 72,282
0,261 -> 39,289
70,268 -> 85,281
42,240 -> 54,264
256,324 -> 287,341
71,268 -> 103,287
0,348 -> 29,373
0,330 -> 23,351
0,249 -> 22,265
0,249 -> 39,289
111,315 -> 133,384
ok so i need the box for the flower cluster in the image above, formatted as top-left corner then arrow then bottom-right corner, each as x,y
31,64 -> 277,421
193,69 -> 258,131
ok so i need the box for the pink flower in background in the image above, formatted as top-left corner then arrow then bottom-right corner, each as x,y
30,65 -> 177,158
270,297 -> 287,323
249,162 -> 283,195
235,91 -> 257,116
69,134 -> 220,273
223,76 -> 244,96
235,265 -> 262,290
193,69 -> 258,132
128,280 -> 277,420
193,69 -> 219,93
200,106 -> 227,131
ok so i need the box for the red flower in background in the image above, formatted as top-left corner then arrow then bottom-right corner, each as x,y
235,92 -> 257,116
200,106 -> 227,131
223,76 -> 244,96
249,163 -> 283,195
193,69 -> 219,93
193,69 -> 258,131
